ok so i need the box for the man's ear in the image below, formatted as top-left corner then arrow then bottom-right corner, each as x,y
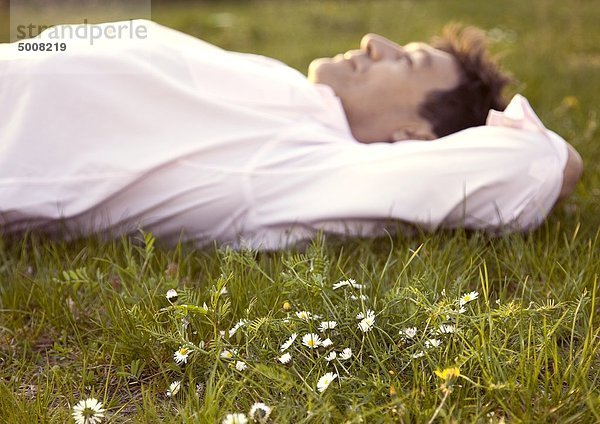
392,126 -> 437,142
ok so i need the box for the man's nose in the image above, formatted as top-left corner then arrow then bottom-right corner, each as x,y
360,33 -> 405,61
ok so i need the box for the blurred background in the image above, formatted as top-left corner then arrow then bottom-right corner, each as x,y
1,0 -> 598,228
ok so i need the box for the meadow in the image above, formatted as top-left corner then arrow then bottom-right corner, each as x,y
1,0 -> 599,422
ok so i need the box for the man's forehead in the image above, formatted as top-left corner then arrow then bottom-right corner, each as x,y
407,42 -> 456,64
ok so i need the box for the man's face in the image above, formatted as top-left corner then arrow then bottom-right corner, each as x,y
308,34 -> 461,142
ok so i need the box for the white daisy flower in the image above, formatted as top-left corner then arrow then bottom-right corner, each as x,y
166,289 -> 178,303
325,351 -> 337,362
229,319 -> 249,338
458,306 -> 467,314
280,333 -> 297,352
411,351 -> 425,359
425,338 -> 442,348
357,312 -> 375,333
333,280 -> 349,290
356,309 -> 375,320
167,380 -> 181,397
174,346 -> 191,365
338,348 -> 352,360
358,319 -> 373,332
249,402 -> 272,423
222,413 -> 248,424
72,398 -> 105,424
278,352 -> 292,364
235,361 -> 247,371
302,333 -> 322,349
349,279 -> 364,289
321,338 -> 333,348
459,291 -> 479,306
317,372 -> 337,393
221,350 -> 234,359
296,310 -> 313,321
350,294 -> 369,301
333,279 -> 364,290
318,321 -> 337,332
400,327 -> 418,339
438,324 -> 456,334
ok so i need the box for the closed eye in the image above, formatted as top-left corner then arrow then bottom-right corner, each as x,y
414,50 -> 432,67
401,54 -> 413,67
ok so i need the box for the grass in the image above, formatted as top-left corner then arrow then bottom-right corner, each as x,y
1,0 -> 599,422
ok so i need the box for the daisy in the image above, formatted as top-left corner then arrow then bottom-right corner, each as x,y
72,398 -> 105,424
235,361 -> 247,371
333,279 -> 364,290
280,333 -> 297,352
229,319 -> 249,338
459,291 -> 479,306
167,380 -> 181,397
350,294 -> 369,301
166,289 -> 178,303
249,402 -> 272,423
318,321 -> 337,332
222,413 -> 248,424
358,320 -> 371,332
338,348 -> 352,360
302,333 -> 322,349
400,327 -> 418,339
296,310 -> 313,321
356,309 -> 375,320
438,324 -> 456,334
278,352 -> 292,364
221,350 -> 234,359
321,338 -> 333,348
425,338 -> 442,348
174,346 -> 191,365
317,372 -> 337,393
333,281 -> 347,290
358,314 -> 375,333
325,351 -> 337,362
411,351 -> 425,359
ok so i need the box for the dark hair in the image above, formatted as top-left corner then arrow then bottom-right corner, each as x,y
418,24 -> 512,137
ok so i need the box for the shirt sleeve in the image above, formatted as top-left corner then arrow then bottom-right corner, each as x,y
250,98 -> 568,235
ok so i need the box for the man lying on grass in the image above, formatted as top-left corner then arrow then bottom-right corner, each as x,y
0,20 -> 583,249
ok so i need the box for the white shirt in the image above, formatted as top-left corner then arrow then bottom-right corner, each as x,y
0,20 -> 568,249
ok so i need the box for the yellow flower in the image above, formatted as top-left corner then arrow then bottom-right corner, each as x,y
434,367 -> 461,381
562,96 -> 579,109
